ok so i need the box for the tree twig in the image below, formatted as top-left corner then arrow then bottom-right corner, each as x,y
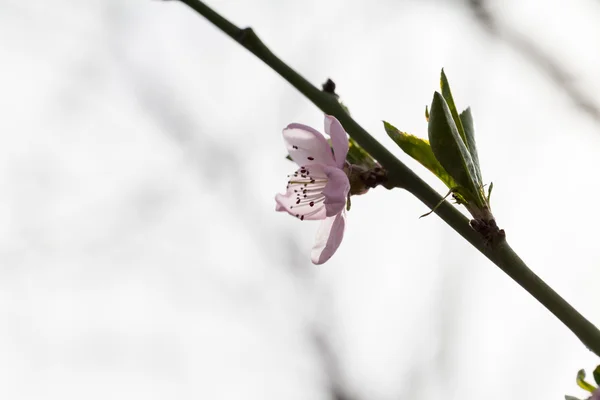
169,0 -> 600,356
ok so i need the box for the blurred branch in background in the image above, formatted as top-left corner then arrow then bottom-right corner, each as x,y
119,59 -> 308,269
127,63 -> 357,399
432,258 -> 466,384
467,0 -> 600,121
313,331 -> 357,400
117,40 -> 355,398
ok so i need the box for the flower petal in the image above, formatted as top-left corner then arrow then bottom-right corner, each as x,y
322,166 -> 350,217
275,164 -> 329,221
324,115 -> 349,168
283,123 -> 336,167
311,211 -> 346,265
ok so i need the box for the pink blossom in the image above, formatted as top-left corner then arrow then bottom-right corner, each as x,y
275,115 -> 350,264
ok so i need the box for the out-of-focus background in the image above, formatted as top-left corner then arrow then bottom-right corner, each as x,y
1,0 -> 599,399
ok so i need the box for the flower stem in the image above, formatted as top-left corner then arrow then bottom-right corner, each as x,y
173,0 -> 600,356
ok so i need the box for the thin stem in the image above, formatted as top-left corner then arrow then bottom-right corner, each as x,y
173,0 -> 600,356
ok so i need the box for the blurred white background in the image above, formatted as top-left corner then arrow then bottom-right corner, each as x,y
0,0 -> 599,399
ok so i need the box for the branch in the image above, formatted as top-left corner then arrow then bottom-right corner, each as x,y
172,0 -> 600,356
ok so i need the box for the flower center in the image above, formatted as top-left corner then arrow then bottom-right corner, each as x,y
285,166 -> 329,220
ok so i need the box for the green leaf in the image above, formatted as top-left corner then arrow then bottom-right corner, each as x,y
459,107 -> 483,183
428,91 -> 484,207
593,365 -> 600,386
425,105 -> 430,121
346,136 -> 377,168
441,70 -> 484,185
440,69 -> 468,146
577,369 -> 597,393
486,181 -> 494,203
383,121 -> 456,189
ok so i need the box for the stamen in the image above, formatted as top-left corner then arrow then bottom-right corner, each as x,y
288,179 -> 327,185
294,193 -> 326,208
283,166 -> 333,219
301,204 -> 326,219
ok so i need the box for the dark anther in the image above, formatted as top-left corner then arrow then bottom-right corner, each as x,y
300,215 -> 304,221
293,145 -> 298,149
307,156 -> 314,161
309,201 -> 314,207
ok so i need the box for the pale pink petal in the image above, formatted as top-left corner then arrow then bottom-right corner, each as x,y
322,166 -> 350,217
311,211 -> 346,265
283,123 -> 336,167
324,115 -> 349,168
275,164 -> 329,221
